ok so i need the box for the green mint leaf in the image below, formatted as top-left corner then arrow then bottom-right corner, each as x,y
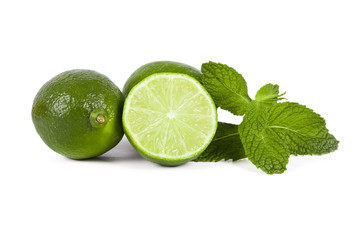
194,122 -> 246,162
238,101 -> 290,174
267,102 -> 339,155
255,83 -> 286,106
239,101 -> 339,174
200,62 -> 251,115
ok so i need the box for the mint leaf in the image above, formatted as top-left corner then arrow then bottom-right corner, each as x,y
194,122 -> 246,162
267,102 -> 339,155
239,101 -> 339,174
201,62 -> 251,115
238,101 -> 290,174
255,83 -> 286,106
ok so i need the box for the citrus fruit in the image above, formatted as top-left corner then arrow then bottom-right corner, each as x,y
122,61 -> 217,166
32,69 -> 125,159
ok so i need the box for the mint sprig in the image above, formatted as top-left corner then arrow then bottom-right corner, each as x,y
197,62 -> 339,174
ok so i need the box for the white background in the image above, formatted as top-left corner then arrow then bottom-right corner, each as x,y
1,0 -> 359,239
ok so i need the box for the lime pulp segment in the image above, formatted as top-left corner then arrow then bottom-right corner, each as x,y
123,73 -> 217,161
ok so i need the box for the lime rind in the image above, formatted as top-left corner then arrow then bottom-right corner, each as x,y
123,73 -> 217,164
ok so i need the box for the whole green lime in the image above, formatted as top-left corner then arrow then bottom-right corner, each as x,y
122,61 -> 217,166
32,69 -> 125,159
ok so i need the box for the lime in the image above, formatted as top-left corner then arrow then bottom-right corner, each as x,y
122,61 -> 217,166
32,69 -> 125,159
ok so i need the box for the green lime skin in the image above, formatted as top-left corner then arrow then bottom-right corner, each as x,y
32,70 -> 125,159
123,61 -> 203,97
123,61 -> 212,166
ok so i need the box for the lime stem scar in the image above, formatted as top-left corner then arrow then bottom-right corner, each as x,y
90,109 -> 108,128
96,115 -> 105,124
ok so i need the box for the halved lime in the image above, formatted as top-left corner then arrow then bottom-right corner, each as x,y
122,73 -> 217,166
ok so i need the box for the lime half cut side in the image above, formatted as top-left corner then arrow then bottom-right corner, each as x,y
123,73 -> 217,166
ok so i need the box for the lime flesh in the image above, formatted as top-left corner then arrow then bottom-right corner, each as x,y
123,61 -> 202,98
123,73 -> 217,166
